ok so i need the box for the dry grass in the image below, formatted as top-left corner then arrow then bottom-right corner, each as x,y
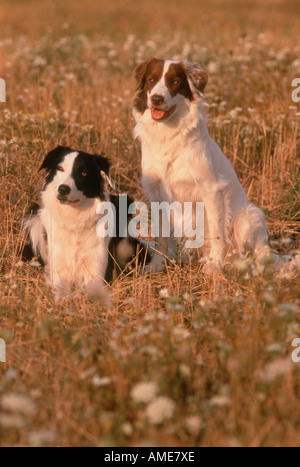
0,0 -> 300,447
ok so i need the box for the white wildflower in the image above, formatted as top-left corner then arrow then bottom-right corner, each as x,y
159,287 -> 169,298
28,429 -> 57,447
92,375 -> 111,387
4,368 -> 18,380
278,303 -> 299,314
33,56 -> 47,67
265,343 -> 282,353
146,396 -> 176,425
1,393 -> 37,417
207,62 -> 219,73
184,415 -> 202,434
65,73 -> 76,81
263,292 -> 276,306
291,58 -> 300,71
131,382 -> 158,404
141,345 -> 160,358
172,326 -> 190,339
256,357 -> 292,383
279,237 -> 292,244
29,259 -> 42,267
121,422 -> 133,437
183,292 -> 194,302
0,413 -> 26,428
80,366 -> 97,380
179,364 -> 191,377
208,395 -> 231,407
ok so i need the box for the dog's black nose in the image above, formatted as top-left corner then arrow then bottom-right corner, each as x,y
151,94 -> 165,106
58,185 -> 71,196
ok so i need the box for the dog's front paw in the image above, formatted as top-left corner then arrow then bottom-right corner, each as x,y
53,287 -> 74,301
144,255 -> 166,274
202,260 -> 222,275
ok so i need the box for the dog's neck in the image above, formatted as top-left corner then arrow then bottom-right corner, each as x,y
133,101 -> 211,169
41,193 -> 104,233
133,100 -> 209,146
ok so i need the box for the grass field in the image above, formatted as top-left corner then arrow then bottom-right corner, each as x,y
0,0 -> 300,447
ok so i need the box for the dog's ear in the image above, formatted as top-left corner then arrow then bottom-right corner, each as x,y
39,146 -> 72,171
185,62 -> 208,96
134,61 -> 149,91
134,57 -> 158,91
94,154 -> 116,191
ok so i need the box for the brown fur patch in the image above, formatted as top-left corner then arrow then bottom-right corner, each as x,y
165,62 -> 193,100
133,58 -> 164,114
186,63 -> 208,95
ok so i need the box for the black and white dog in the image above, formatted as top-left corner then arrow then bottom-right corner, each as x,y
22,146 -> 148,303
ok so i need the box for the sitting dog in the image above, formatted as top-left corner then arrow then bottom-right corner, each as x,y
133,58 -> 270,273
22,146 -> 148,302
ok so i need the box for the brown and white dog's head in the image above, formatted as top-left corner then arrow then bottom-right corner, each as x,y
133,58 -> 208,122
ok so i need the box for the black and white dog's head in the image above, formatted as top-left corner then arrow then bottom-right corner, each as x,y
40,146 -> 115,206
133,58 -> 208,123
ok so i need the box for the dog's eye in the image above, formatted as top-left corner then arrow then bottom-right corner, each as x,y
172,79 -> 180,86
148,76 -> 155,83
57,166 -> 64,172
82,171 -> 88,177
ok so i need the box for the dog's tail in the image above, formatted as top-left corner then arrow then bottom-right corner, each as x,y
20,202 -> 47,266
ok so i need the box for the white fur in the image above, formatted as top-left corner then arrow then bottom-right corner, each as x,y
49,151 -> 85,204
32,153 -> 111,303
148,60 -> 173,107
133,60 -> 269,272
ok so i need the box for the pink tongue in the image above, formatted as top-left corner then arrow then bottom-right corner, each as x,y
152,108 -> 165,120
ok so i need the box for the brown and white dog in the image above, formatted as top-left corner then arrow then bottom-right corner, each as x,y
133,58 -> 270,273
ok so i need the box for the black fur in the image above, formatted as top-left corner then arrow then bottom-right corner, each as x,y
106,194 -> 151,282
71,151 -> 110,200
40,146 -> 111,201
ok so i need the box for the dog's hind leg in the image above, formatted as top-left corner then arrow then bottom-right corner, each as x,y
233,204 -> 270,260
